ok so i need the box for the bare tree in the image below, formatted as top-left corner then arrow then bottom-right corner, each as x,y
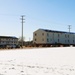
18,36 -> 25,47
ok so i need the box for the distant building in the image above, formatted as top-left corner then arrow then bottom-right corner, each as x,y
33,29 -> 75,46
0,36 -> 18,47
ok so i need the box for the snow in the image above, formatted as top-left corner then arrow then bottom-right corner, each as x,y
0,47 -> 75,75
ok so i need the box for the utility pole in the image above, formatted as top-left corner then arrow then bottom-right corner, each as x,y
68,25 -> 71,33
68,25 -> 71,46
21,15 -> 25,48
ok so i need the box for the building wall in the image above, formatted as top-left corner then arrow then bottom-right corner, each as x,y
0,36 -> 18,46
33,29 -> 75,45
33,29 -> 47,44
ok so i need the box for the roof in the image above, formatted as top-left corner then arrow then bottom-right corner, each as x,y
0,36 -> 18,39
40,29 -> 75,34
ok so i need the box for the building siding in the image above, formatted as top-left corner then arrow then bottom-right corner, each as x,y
33,29 -> 75,45
0,36 -> 18,46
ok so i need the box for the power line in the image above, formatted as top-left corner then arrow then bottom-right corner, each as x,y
21,15 -> 25,48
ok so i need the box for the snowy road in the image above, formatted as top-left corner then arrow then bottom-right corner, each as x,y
0,47 -> 75,75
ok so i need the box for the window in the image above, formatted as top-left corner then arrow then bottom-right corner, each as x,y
42,39 -> 44,41
73,36 -> 74,39
58,39 -> 59,42
42,33 -> 44,36
68,35 -> 69,38
58,34 -> 59,37
68,40 -> 69,43
2,41 -> 4,43
35,33 -> 37,36
47,38 -> 49,42
73,40 -> 74,43
51,39 -> 52,41
47,33 -> 49,37
65,34 -> 66,38
65,40 -> 66,43
35,39 -> 36,41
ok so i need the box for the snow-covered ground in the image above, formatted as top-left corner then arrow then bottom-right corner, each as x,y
0,47 -> 75,75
